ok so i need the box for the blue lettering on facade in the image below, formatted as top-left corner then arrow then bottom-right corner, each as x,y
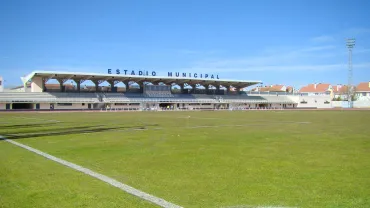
107,69 -> 219,79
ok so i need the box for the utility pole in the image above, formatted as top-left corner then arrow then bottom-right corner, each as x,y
346,38 -> 355,108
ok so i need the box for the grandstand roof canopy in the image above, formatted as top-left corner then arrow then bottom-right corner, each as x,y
23,71 -> 262,88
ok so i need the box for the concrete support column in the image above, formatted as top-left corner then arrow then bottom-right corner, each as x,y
31,77 -> 43,92
191,84 -> 197,93
216,85 -> 221,95
123,81 -> 129,92
56,79 -> 65,92
73,79 -> 83,92
139,82 -> 144,93
205,85 -> 210,94
135,81 -> 143,93
108,80 -> 115,92
180,84 -> 185,93
92,81 -> 99,92
42,79 -> 46,92
76,82 -> 81,92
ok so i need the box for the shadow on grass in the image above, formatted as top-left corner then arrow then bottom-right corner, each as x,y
1,125 -> 105,135
1,124 -> 159,140
0,122 -> 60,129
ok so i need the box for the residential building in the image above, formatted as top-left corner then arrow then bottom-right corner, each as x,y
331,84 -> 349,100
299,83 -> 331,95
355,81 -> 370,100
252,84 -> 293,93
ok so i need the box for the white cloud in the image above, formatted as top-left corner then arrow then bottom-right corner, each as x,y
171,43 -> 370,74
189,45 -> 336,69
176,63 -> 370,73
178,45 -> 341,73
311,35 -> 335,43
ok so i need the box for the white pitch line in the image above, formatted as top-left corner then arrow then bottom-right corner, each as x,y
0,136 -> 182,208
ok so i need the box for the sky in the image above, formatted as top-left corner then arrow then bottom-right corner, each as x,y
0,0 -> 370,89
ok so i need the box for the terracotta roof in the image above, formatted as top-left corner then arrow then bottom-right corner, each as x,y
332,85 -> 349,94
252,85 -> 286,92
261,87 -> 284,92
356,82 -> 370,92
286,86 -> 293,93
299,83 -> 331,93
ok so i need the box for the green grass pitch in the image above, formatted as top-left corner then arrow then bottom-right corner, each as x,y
1,110 -> 370,208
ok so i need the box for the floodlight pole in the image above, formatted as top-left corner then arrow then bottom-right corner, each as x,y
346,38 -> 355,108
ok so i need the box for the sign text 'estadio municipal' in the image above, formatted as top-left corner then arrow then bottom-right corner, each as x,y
107,69 -> 219,79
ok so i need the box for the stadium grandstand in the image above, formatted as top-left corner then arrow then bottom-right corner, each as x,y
1,70 -> 367,111
0,71 -> 297,111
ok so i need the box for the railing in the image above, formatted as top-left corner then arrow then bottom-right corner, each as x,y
0,92 -> 298,104
0,92 -> 101,103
